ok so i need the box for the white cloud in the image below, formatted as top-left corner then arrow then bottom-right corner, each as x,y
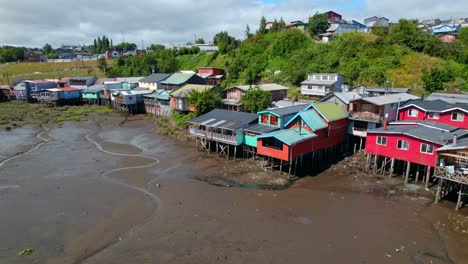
0,0 -> 466,48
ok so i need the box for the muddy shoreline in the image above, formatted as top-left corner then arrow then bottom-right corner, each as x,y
1,114 -> 468,264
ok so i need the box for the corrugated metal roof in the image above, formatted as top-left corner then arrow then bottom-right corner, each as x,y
300,79 -> 338,86
400,99 -> 468,113
390,120 -> 458,132
363,93 -> 420,106
368,125 -> 468,145
115,77 -> 144,83
285,110 -> 328,131
170,84 -> 214,98
144,90 -> 171,100
244,124 -> 280,134
160,73 -> 196,85
311,102 -> 348,122
233,83 -> 290,92
426,93 -> 468,104
139,73 -> 171,84
364,87 -> 409,93
188,109 -> 257,131
59,87 -> 81,92
257,128 -> 317,146
321,92 -> 361,104
260,104 -> 309,117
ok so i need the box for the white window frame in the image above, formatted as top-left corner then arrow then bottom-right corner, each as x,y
420,143 -> 434,154
428,112 -> 439,119
376,136 -> 387,146
451,112 -> 464,122
408,108 -> 419,117
322,75 -> 329,81
397,140 -> 409,150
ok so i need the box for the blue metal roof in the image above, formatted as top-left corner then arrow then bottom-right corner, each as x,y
284,110 -> 328,131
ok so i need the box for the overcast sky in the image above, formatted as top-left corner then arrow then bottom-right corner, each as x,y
0,0 -> 467,48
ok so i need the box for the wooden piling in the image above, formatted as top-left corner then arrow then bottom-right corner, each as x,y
405,161 -> 411,184
415,164 -> 420,184
425,166 -> 431,190
456,184 -> 464,211
389,158 -> 395,178
435,178 -> 443,204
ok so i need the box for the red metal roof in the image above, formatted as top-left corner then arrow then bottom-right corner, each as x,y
59,87 -> 81,92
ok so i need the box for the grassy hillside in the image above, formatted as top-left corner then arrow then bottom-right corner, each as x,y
0,60 -> 107,85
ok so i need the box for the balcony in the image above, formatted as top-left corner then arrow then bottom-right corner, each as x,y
351,127 -> 367,137
189,127 -> 237,145
349,111 -> 383,122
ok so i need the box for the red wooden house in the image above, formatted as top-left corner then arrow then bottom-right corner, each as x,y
399,99 -> 468,129
323,11 -> 342,23
197,67 -> 225,86
222,83 -> 290,111
256,102 -> 348,162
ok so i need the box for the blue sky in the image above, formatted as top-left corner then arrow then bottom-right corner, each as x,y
0,0 -> 466,47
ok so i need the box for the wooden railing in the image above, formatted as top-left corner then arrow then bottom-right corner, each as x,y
189,127 -> 237,144
435,166 -> 468,185
350,111 -> 383,122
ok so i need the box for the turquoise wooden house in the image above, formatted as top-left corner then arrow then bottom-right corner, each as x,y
243,104 -> 309,150
82,85 -> 105,104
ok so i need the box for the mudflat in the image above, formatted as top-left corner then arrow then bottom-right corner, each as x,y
0,114 -> 467,264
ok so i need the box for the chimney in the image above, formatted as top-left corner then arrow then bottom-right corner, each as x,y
453,134 -> 458,145
384,113 -> 389,130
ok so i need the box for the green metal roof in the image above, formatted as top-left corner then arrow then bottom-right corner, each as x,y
160,73 -> 195,85
170,84 -> 214,98
144,90 -> 171,100
285,110 -> 327,131
310,102 -> 348,122
258,128 -> 317,146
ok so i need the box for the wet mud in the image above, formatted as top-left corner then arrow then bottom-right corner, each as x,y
0,114 -> 467,264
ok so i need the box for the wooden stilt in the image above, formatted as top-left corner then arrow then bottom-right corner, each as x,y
456,184 -> 464,211
294,158 -> 298,176
288,160 -> 292,176
227,145 -> 230,160
373,155 -> 378,174
359,137 -> 363,150
425,166 -> 431,190
280,160 -> 283,174
234,146 -> 237,161
435,178 -> 443,204
389,158 -> 395,178
382,158 -> 387,176
415,164 -> 420,184
405,161 -> 411,184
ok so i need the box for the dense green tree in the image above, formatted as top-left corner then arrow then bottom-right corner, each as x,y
246,24 -> 253,39
258,16 -> 267,35
213,31 -> 238,54
422,67 -> 453,92
42,44 -> 53,54
459,27 -> 468,45
97,58 -> 108,74
195,38 -> 205,44
371,26 -> 389,37
388,19 -> 426,51
114,42 -> 137,52
186,89 -> 222,115
0,46 -> 26,63
148,44 -> 165,51
240,86 -> 272,113
278,17 -> 286,30
45,53 -> 59,59
308,12 -> 329,36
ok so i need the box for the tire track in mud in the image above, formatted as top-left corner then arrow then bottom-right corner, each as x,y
77,131 -> 162,264
0,125 -> 50,190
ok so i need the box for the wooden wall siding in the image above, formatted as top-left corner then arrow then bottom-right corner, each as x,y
399,107 -> 468,129
366,133 -> 441,167
257,139 -> 290,161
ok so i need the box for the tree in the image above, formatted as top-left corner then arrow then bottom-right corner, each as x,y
213,31 -> 238,54
258,16 -> 267,35
459,27 -> 468,45
97,58 -> 108,74
195,38 -> 205,44
308,12 -> 329,36
278,17 -> 286,30
240,86 -> 272,113
245,24 -> 253,39
422,67 -> 453,92
43,44 -> 53,54
186,89 -> 222,115
370,26 -> 389,37
148,44 -> 165,51
388,19 -> 426,51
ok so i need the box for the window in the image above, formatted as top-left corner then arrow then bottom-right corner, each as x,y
361,103 -> 372,112
408,108 -> 418,117
451,112 -> 464,122
229,90 -> 237,100
314,75 -> 320,80
261,114 -> 269,124
308,85 -> 313,89
376,136 -> 387,146
428,112 -> 439,119
420,143 -> 434,154
322,75 -> 329,81
397,140 -> 409,150
262,137 -> 283,150
270,116 -> 278,126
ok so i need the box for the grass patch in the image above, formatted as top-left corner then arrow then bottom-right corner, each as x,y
0,102 -> 113,129
155,113 -> 192,141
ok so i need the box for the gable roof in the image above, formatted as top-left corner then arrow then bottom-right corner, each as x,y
258,104 -> 309,117
362,93 -> 420,106
232,83 -> 290,92
389,120 -> 458,132
368,125 -> 468,145
144,90 -> 171,100
284,110 -> 328,131
187,109 -> 257,131
426,93 -> 468,104
257,128 -> 317,146
116,77 -> 144,83
400,99 -> 468,113
321,92 -> 361,104
309,102 -> 349,122
160,73 -> 197,85
139,73 -> 171,84
244,124 -> 280,134
170,84 -> 215,98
